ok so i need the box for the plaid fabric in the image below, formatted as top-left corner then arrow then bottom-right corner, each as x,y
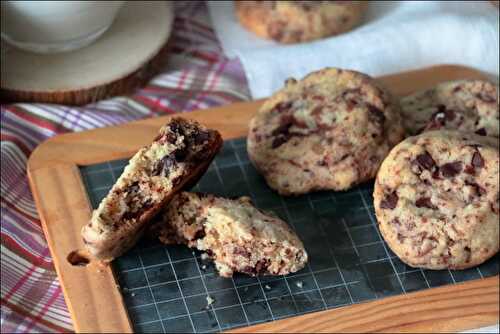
0,2 -> 250,332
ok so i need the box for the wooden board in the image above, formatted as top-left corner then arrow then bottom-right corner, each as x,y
0,1 -> 173,106
27,65 -> 499,333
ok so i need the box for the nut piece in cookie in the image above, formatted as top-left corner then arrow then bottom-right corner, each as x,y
150,192 -> 308,277
81,118 -> 222,262
247,67 -> 405,195
374,130 -> 499,270
401,79 -> 499,137
235,1 -> 368,44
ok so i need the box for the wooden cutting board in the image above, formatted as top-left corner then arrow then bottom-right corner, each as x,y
0,1 -> 173,105
27,65 -> 499,333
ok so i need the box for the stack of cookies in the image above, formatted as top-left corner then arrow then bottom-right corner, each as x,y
246,68 -> 499,271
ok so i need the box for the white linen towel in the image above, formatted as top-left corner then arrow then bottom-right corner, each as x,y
208,1 -> 499,99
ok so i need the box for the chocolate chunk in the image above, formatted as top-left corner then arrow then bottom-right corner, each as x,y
465,180 -> 486,196
431,107 -> 456,123
174,147 -> 188,161
464,165 -> 475,175
464,246 -> 471,262
153,154 -> 177,177
441,161 -> 462,178
391,218 -> 401,226
254,259 -> 269,274
416,152 -> 436,171
472,151 -> 484,169
476,92 -> 496,103
271,101 -> 293,113
416,197 -> 436,209
475,128 -> 487,136
233,246 -> 250,258
271,136 -> 290,149
128,181 -> 140,194
452,86 -> 462,93
271,119 -> 293,136
367,104 -> 386,125
432,169 -> 442,180
193,229 -> 206,240
380,192 -> 398,210
193,130 -> 210,145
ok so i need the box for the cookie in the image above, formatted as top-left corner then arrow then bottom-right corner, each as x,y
234,1 -> 367,44
150,192 -> 308,277
374,130 -> 499,270
247,67 -> 406,195
400,79 -> 499,137
81,118 -> 222,261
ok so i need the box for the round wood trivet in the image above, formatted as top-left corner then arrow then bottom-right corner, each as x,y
0,1 -> 173,106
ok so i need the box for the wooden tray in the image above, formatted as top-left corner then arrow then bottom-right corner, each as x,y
27,65 -> 499,333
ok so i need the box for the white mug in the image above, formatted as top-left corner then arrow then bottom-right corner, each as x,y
1,1 -> 125,54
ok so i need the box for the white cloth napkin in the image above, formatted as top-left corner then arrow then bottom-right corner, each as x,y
208,1 -> 499,99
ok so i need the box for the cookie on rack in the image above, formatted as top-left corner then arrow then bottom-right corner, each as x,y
81,118 -> 222,261
234,1 -> 367,44
400,79 -> 499,137
150,192 -> 308,277
374,130 -> 499,270
247,67 -> 405,195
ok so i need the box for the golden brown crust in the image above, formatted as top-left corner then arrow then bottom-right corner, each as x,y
81,118 -> 222,262
234,1 -> 368,44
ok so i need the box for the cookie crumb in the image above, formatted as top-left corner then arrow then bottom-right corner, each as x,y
201,264 -> 207,270
201,253 -> 210,261
206,295 -> 215,308
295,280 -> 303,288
264,284 -> 271,290
131,292 -> 136,297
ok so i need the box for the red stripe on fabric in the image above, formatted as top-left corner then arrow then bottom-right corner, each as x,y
133,96 -> 177,114
5,107 -> 61,134
190,51 -> 220,63
0,134 -> 33,156
175,17 -> 214,34
1,199 -> 40,226
1,235 -> 53,269
177,69 -> 189,89
23,286 -> 62,333
3,248 -> 50,303
190,61 -> 228,111
0,299 -> 69,333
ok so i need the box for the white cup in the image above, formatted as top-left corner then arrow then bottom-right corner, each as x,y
1,1 -> 125,54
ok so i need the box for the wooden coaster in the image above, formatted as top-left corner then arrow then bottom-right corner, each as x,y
0,1 -> 173,106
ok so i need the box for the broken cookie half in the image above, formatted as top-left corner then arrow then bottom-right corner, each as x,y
82,118 -> 222,262
150,192 -> 308,277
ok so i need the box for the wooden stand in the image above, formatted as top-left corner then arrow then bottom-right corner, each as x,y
0,1 -> 173,106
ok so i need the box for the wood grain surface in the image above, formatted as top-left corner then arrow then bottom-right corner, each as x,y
27,65 -> 499,333
0,1 -> 173,106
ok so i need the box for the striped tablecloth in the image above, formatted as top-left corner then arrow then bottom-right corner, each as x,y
0,2 -> 249,332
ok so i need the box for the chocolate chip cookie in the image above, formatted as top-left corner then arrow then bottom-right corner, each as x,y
401,79 -> 499,137
374,130 -> 499,270
150,192 -> 308,277
234,1 -> 367,44
82,118 -> 222,261
247,67 -> 405,195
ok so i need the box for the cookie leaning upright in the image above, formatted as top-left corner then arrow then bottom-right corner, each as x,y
81,118 -> 222,261
234,1 -> 367,44
400,79 -> 499,137
247,68 -> 405,195
374,130 -> 499,270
